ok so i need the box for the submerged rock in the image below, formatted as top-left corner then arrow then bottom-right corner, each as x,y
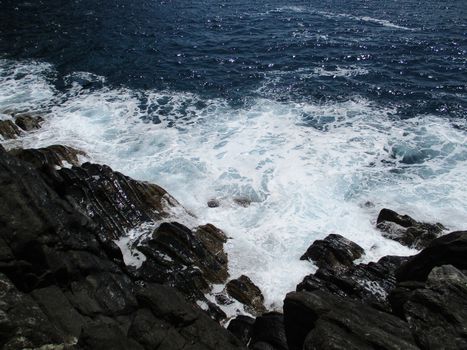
226,275 -> 266,316
376,208 -> 445,249
300,234 -> 364,271
14,114 -> 44,131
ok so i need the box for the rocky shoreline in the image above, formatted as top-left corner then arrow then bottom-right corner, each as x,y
1,115 -> 467,349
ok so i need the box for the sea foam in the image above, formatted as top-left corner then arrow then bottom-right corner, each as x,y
2,59 -> 466,309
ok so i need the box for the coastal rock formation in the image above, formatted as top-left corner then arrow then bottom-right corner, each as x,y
0,145 -> 245,349
297,255 -> 408,311
284,290 -> 419,350
0,114 -> 44,140
390,265 -> 467,349
281,226 -> 467,350
395,230 -> 467,282
376,208 -> 445,249
300,234 -> 364,271
226,275 -> 267,316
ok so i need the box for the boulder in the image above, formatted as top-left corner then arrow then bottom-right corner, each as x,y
390,265 -> 467,350
283,290 -> 419,350
226,275 -> 266,316
376,208 -> 445,249
250,312 -> 288,350
396,230 -> 467,282
300,234 -> 364,271
227,315 -> 255,345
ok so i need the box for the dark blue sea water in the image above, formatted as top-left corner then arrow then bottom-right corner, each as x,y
0,0 -> 466,308
1,0 -> 466,117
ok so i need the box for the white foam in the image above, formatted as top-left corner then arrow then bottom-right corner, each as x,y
315,11 -> 414,31
2,60 -> 466,309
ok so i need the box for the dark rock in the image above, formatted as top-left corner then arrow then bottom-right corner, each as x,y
0,119 -> 21,139
208,199 -> 220,207
391,265 -> 467,350
297,255 -> 408,312
376,208 -> 445,249
136,284 -> 245,349
14,114 -> 44,131
10,144 -> 85,168
300,234 -> 364,271
234,197 -> 252,207
135,221 -> 229,298
250,312 -> 288,350
0,148 -> 246,349
396,230 -> 467,282
283,290 -> 419,350
226,275 -> 266,316
227,315 -> 255,345
53,162 -> 183,242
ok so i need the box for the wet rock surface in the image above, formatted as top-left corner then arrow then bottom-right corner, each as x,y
226,275 -> 267,316
283,218 -> 467,350
300,234 -> 364,271
284,290 -> 419,350
297,255 -> 408,312
2,130 -> 466,350
0,145 -> 245,349
376,208 -> 445,249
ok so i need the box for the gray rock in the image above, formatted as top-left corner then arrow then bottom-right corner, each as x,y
284,290 -> 419,350
376,208 -> 445,249
226,275 -> 266,316
300,234 -> 364,271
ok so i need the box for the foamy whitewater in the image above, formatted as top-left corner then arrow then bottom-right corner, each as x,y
1,59 -> 467,309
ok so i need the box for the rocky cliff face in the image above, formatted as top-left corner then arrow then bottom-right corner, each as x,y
0,144 -> 245,349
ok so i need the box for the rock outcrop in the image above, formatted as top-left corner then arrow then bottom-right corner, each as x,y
226,275 -> 267,316
0,145 -> 245,349
300,234 -> 364,271
376,208 -> 445,249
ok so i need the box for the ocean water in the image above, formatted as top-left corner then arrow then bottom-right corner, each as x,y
0,0 -> 466,309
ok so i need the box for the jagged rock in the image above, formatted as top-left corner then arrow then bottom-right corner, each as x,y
0,119 -> 21,139
135,284 -> 245,349
250,312 -> 288,350
9,144 -> 85,168
396,230 -> 467,282
135,222 -> 229,298
283,290 -> 419,350
390,265 -> 467,350
226,275 -> 266,316
376,208 -> 445,249
297,255 -> 408,312
300,234 -> 364,271
227,315 -> 255,345
0,147 -> 246,349
52,162 -> 183,242
14,114 -> 44,131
